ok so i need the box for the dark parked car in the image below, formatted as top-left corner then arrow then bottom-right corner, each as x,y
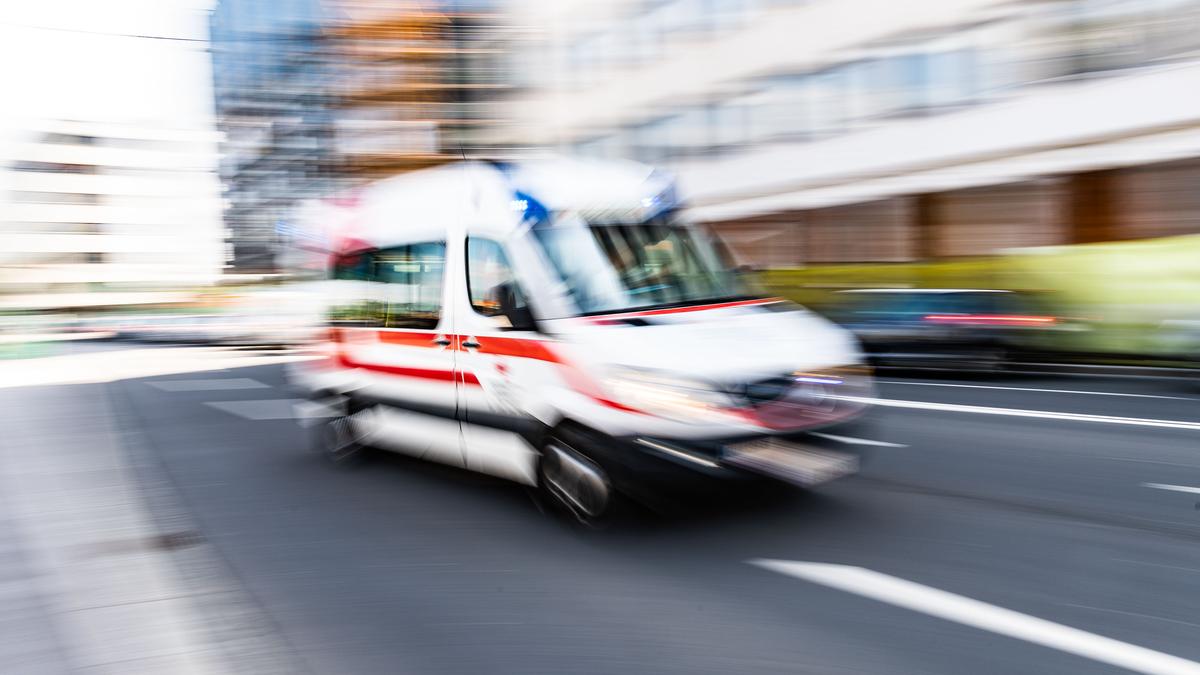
831,289 -> 1060,371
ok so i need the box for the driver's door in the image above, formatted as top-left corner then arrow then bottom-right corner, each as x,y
454,236 -> 543,485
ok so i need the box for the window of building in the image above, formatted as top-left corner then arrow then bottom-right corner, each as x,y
574,135 -> 617,159
858,57 -> 904,117
925,48 -> 978,108
661,0 -> 709,38
808,68 -> 849,136
842,60 -> 876,125
11,160 -> 91,174
8,191 -> 96,205
707,0 -> 760,32
628,17 -> 659,64
747,76 -> 812,141
892,52 -> 931,111
466,237 -> 533,329
632,116 -> 677,163
672,107 -> 712,155
1027,0 -> 1159,79
1146,0 -> 1200,61
709,101 -> 749,148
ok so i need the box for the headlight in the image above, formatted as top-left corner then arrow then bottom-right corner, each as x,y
601,369 -> 740,423
793,364 -> 873,385
795,364 -> 876,402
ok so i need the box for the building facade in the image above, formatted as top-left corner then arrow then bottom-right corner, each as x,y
498,0 -> 1200,266
210,0 -> 511,272
210,0 -> 335,274
0,120 -> 225,310
323,2 -> 511,177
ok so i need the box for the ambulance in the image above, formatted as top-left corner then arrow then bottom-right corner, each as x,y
288,158 -> 878,524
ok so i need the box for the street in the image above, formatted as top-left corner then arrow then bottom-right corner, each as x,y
5,343 -> 1200,674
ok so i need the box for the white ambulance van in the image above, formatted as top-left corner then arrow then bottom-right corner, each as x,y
288,158 -> 878,523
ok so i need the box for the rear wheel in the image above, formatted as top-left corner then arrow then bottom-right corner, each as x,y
311,394 -> 366,465
975,347 -> 1011,375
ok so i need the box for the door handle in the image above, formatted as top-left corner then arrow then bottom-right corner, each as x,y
461,339 -> 481,349
433,337 -> 452,346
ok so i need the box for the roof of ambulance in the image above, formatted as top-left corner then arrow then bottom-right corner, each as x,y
328,158 -> 675,249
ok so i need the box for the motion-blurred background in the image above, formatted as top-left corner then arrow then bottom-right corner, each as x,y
6,5 -> 1200,675
2,0 -> 1198,365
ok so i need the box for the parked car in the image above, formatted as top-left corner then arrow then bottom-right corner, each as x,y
1159,318 -> 1200,362
831,288 -> 1061,372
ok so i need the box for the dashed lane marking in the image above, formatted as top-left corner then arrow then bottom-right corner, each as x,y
1143,483 -> 1200,495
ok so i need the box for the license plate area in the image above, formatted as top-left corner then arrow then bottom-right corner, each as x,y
723,437 -> 858,486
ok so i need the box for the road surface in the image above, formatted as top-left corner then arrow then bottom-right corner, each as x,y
5,343 -> 1200,674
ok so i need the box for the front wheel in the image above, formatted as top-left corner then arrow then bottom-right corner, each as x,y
537,435 -> 616,528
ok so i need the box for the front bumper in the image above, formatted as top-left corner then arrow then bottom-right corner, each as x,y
563,416 -> 882,509
633,418 -> 877,478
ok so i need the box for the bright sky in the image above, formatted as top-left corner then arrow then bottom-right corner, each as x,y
0,0 -> 217,132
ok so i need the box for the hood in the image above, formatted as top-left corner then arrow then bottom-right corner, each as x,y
553,301 -> 862,385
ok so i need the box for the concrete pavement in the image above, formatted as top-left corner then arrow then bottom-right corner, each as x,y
0,345 -> 306,674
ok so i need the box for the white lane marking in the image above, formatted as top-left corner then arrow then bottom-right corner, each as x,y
147,377 -> 270,392
204,398 -> 306,420
836,395 -> 1200,431
809,432 -> 907,448
750,559 -> 1200,675
880,380 -> 1195,401
1142,483 -> 1200,495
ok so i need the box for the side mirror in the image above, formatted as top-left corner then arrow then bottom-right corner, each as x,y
496,281 -> 537,332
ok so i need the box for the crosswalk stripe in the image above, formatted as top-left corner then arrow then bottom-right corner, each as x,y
204,399 -> 306,420
148,378 -> 269,392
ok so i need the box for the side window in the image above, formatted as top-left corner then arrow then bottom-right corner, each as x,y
329,251 -> 374,324
370,242 -> 446,329
466,237 -> 533,329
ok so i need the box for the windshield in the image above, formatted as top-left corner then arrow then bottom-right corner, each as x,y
530,213 -> 759,315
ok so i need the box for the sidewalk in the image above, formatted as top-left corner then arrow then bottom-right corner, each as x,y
0,351 -> 303,674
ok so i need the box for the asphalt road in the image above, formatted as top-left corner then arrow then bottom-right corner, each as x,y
55,347 -> 1200,673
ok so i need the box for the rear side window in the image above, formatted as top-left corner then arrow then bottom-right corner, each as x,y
371,242 -> 446,329
332,252 -> 371,281
330,251 -> 374,324
328,242 -> 446,329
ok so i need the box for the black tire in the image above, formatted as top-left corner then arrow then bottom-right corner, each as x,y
978,347 -> 1011,375
537,433 -> 619,529
311,394 -> 367,465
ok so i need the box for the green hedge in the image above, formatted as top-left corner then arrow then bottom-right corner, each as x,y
759,233 -> 1200,357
